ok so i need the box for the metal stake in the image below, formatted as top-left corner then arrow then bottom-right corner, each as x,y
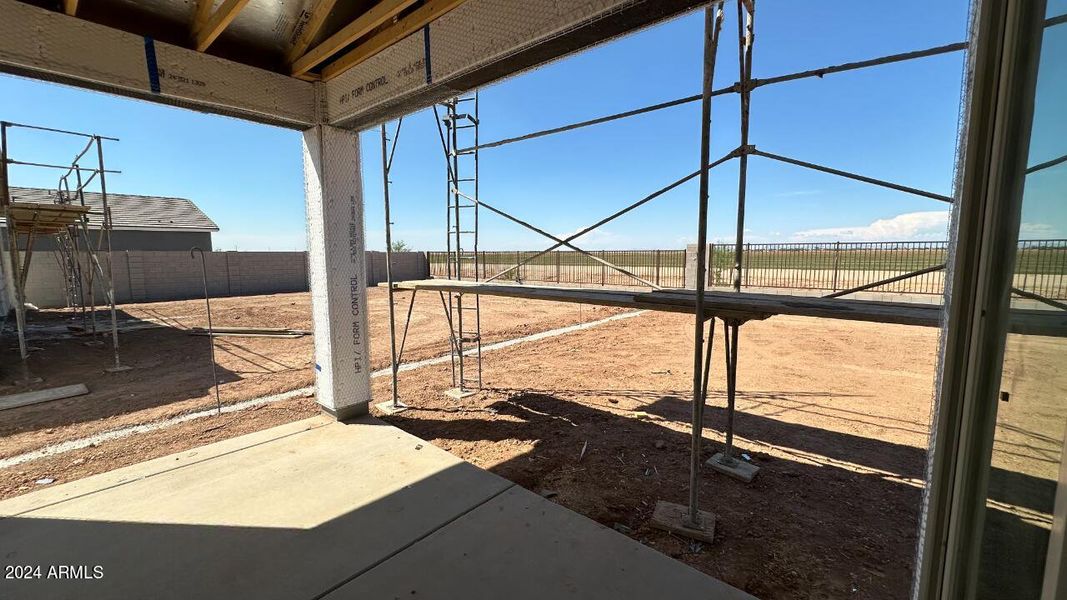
380,122 -> 407,412
191,247 -> 221,415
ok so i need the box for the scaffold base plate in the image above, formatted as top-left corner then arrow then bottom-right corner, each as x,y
374,400 -> 410,415
649,501 -> 716,543
707,453 -> 760,483
444,388 -> 478,400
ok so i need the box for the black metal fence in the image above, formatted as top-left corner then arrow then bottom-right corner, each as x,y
428,240 -> 1067,299
427,250 -> 687,288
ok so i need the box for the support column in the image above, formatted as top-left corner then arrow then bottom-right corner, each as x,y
303,125 -> 371,421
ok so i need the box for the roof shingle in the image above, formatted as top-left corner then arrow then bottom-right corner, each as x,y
6,187 -> 219,232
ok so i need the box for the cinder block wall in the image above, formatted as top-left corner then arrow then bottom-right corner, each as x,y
11,250 -> 429,308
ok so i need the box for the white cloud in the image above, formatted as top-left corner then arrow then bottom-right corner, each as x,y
791,210 -> 950,242
1019,222 -> 1059,240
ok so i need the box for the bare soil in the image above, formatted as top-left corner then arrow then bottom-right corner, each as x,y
4,290 -> 1060,599
0,289 -> 623,461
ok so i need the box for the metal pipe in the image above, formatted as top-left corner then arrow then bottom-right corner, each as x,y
381,123 -> 403,409
1,121 -> 119,141
454,190 -> 661,289
687,1 -> 724,529
396,289 -> 418,365
750,41 -> 968,89
96,137 -> 124,371
753,149 -> 954,203
1025,152 -> 1067,175
190,247 -> 221,414
450,99 -> 466,391
484,150 -> 738,284
2,123 -> 30,363
4,159 -> 120,174
733,0 -> 755,293
823,263 -> 946,298
465,89 -> 731,153
1011,286 -> 1067,311
723,318 -> 739,462
462,40 -> 967,154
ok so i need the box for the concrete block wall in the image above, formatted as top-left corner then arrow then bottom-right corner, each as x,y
9,250 -> 429,308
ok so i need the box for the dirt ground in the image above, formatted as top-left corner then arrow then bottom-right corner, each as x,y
0,289 -> 624,461
3,290 -> 1062,599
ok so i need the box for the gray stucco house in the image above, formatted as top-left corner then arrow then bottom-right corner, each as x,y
4,187 -> 218,251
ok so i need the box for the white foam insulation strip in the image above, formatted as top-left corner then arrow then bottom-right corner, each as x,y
0,0 -> 317,128
325,0 -> 660,128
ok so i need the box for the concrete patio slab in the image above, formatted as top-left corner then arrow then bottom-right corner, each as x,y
0,414 -> 751,600
329,486 -> 751,600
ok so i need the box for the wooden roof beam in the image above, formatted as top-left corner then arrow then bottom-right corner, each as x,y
321,0 -> 466,81
285,0 -> 341,66
192,0 -> 251,52
291,0 -> 420,77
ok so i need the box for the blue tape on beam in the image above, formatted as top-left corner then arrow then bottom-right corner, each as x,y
422,25 -> 433,84
143,37 -> 161,94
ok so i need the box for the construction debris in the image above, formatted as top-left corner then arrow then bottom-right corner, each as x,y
188,327 -> 310,338
0,383 -> 89,412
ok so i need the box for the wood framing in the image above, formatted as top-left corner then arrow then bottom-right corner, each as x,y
291,0 -> 421,77
193,0 -> 252,52
0,0 -> 316,128
321,0 -> 466,81
285,0 -> 342,66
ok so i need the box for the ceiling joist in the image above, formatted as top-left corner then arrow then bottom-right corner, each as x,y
290,0 -> 420,77
321,0 -> 466,81
192,0 -> 251,52
285,0 -> 341,66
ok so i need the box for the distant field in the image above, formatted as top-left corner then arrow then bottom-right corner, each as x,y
428,240 -> 1067,299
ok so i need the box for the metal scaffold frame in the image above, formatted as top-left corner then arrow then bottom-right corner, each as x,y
0,121 -> 128,379
377,0 -> 1066,539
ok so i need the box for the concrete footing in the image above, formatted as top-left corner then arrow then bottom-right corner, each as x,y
707,453 -> 760,483
374,400 -> 410,415
649,501 -> 716,543
444,388 -> 478,400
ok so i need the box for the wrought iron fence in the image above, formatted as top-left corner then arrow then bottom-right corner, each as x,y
427,250 -> 687,288
428,240 -> 1067,299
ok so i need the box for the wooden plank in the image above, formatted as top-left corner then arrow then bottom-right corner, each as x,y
193,0 -> 251,52
285,0 -> 342,66
320,0 -> 467,81
390,279 -> 1067,336
0,384 -> 89,412
193,0 -> 215,31
291,0 -> 420,76
62,0 -> 77,16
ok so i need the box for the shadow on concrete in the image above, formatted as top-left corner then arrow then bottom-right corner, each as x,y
0,417 -> 747,600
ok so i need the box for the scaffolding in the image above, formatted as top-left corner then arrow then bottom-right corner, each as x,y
0,121 -> 127,377
378,0 -> 1067,539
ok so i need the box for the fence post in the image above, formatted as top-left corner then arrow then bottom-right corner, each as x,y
600,251 -> 606,286
831,241 -> 841,292
556,251 -> 561,283
708,243 -> 714,287
655,249 -> 661,286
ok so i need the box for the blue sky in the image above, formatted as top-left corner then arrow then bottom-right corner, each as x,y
0,0 -> 1062,251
